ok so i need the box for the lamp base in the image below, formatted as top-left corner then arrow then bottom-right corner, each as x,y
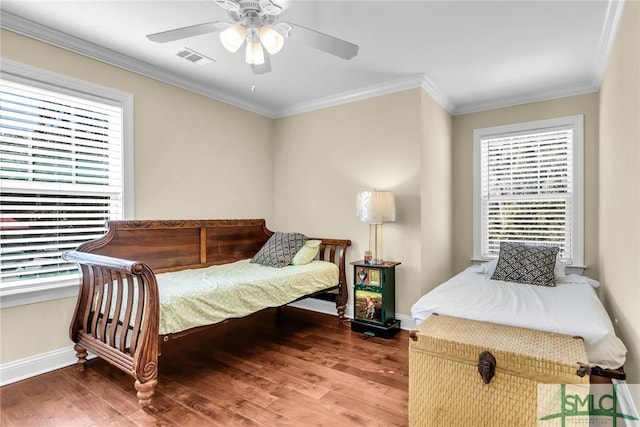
369,223 -> 384,266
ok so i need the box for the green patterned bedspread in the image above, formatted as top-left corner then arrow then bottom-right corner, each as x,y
157,259 -> 338,334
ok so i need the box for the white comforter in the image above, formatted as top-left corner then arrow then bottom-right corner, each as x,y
411,265 -> 627,369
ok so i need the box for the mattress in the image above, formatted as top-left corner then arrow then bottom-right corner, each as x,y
410,265 -> 626,369
156,259 -> 338,334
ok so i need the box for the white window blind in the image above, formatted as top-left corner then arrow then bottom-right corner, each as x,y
0,77 -> 124,292
474,116 -> 584,266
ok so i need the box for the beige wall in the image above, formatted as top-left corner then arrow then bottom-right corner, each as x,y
451,93 -> 600,277
271,88 -> 453,316
0,30 -> 273,364
0,30 -> 274,221
0,298 -> 76,361
420,90 -> 454,295
598,0 -> 640,383
272,89 -> 425,316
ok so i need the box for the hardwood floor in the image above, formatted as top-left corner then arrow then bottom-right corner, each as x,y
1,307 -> 409,426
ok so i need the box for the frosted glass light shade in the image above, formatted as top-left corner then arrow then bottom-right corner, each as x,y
220,24 -> 247,53
245,40 -> 265,65
356,190 -> 396,224
258,25 -> 284,54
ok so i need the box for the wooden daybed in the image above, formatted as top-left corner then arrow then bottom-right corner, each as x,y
62,219 -> 351,407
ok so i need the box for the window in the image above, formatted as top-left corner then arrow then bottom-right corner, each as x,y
0,60 -> 133,307
473,115 -> 584,266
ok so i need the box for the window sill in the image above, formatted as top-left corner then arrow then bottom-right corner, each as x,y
0,279 -> 79,309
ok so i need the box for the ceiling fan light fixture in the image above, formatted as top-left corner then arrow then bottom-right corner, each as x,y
258,25 -> 284,54
146,0 -> 359,73
216,0 -> 241,12
220,23 -> 247,53
245,40 -> 265,65
258,0 -> 283,15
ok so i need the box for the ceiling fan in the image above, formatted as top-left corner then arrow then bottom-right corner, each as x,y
146,0 -> 359,74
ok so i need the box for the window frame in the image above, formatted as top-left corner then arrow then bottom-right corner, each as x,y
472,115 -> 584,267
0,59 -> 134,308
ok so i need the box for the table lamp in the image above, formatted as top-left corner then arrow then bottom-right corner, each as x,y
356,190 -> 396,264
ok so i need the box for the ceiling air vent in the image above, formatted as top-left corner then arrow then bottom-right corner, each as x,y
176,48 -> 215,65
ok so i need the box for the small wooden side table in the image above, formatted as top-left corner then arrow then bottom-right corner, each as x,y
350,260 -> 401,338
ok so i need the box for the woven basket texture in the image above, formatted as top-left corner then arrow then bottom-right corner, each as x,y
409,315 -> 589,427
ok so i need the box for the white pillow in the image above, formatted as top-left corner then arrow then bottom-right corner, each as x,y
476,257 -> 567,282
556,274 -> 600,288
474,258 -> 498,276
554,259 -> 566,279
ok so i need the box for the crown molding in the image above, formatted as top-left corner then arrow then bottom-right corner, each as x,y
0,11 -> 454,119
590,0 -> 626,90
453,0 -> 625,116
1,0 -> 626,119
453,80 -> 600,115
0,11 -> 276,118
272,74 -> 426,118
420,74 -> 456,114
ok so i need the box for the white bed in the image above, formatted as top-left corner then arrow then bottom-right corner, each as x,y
411,260 -> 627,370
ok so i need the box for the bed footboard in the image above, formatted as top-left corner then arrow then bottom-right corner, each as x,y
63,251 -> 160,407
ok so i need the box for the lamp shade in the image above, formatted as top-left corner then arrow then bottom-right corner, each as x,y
220,24 -> 247,53
245,40 -> 265,65
356,190 -> 396,224
258,25 -> 284,54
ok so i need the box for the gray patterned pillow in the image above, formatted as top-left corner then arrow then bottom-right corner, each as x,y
491,242 -> 560,287
251,232 -> 308,268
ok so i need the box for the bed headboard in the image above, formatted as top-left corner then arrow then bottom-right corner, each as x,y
75,219 -> 351,280
76,219 -> 273,273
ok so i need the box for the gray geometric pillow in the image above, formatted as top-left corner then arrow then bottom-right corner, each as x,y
251,232 -> 308,268
491,242 -> 560,287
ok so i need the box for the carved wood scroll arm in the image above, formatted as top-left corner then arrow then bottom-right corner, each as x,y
63,250 -> 146,275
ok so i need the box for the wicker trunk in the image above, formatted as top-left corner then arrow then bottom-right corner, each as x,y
409,314 -> 590,427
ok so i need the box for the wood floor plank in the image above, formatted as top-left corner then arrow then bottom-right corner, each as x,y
1,307 -> 409,426
252,340 -> 401,401
158,371 -> 297,426
159,366 -> 280,412
321,389 -> 408,426
51,369 -> 135,426
269,386 -> 386,427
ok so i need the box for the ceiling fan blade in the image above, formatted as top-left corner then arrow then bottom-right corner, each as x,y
147,21 -> 231,43
282,22 -> 358,60
252,53 -> 271,74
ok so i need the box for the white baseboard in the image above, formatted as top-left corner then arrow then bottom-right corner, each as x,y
1,300 -> 415,387
287,298 -> 352,318
288,298 -> 417,330
0,346 -> 90,387
396,314 -> 418,330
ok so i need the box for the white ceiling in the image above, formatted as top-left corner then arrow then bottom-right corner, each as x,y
0,1 -> 625,118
